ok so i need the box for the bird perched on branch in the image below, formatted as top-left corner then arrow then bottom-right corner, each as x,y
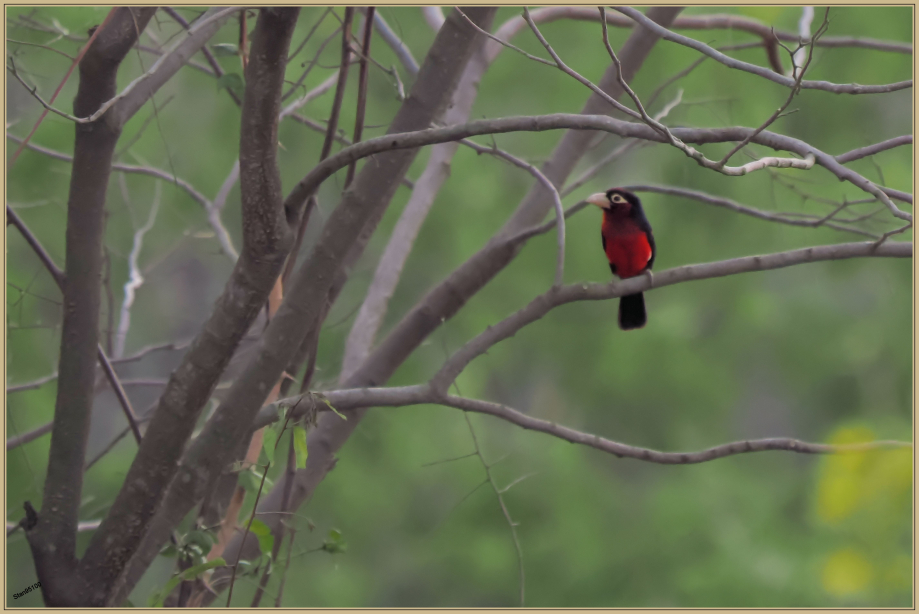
587,188 -> 656,330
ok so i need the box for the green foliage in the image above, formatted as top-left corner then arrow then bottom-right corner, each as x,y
813,425 -> 912,605
249,519 -> 276,557
293,425 -> 309,469
321,528 -> 348,554
216,73 -> 245,99
147,558 -> 226,607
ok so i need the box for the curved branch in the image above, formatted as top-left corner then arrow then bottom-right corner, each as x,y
444,396 -> 910,464
253,239 -> 911,431
624,184 -> 879,239
252,386 -> 911,466
428,240 -> 911,394
283,113 -> 910,223
458,138 -> 566,286
6,134 -> 239,260
835,135 -> 913,164
615,7 -> 912,95
490,7 -> 912,67
112,8 -> 242,126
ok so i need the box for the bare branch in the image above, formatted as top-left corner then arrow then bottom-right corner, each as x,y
283,113 -> 903,221
279,71 -> 339,119
615,7 -> 912,95
445,396 -> 911,465
254,385 -> 910,467
625,184 -> 879,239
129,10 -> 502,605
458,138 -> 566,287
6,133 -> 239,259
340,13 -> 497,381
114,183 -> 161,359
365,8 -> 419,76
281,21 -> 343,101
256,239 -> 911,434
110,8 -> 242,126
7,421 -> 55,451
161,7 -> 239,105
791,7 -> 815,78
76,9 -> 302,606
422,7 -> 446,31
345,8 -> 375,188
469,9 -> 815,179
718,10 -> 829,167
835,135 -> 913,164
427,240 -> 910,395
17,9 -> 158,605
463,415 -> 525,606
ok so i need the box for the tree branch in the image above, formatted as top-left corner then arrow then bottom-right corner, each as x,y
134,9 -> 502,605
6,133 -> 239,260
366,8 -> 420,76
615,7 -> 912,95
19,8 -> 157,606
835,135 -> 913,164
282,113 -> 907,222
429,241 -> 911,394
624,184 -> 879,239
75,8 -> 301,606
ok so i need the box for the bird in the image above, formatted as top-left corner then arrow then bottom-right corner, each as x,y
586,188 -> 656,330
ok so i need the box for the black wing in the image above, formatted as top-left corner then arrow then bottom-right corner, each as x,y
629,204 -> 656,270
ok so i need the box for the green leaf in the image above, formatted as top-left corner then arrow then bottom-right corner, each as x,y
321,528 -> 347,554
241,467 -> 272,495
262,425 -> 278,465
249,518 -> 275,555
319,395 -> 347,421
216,73 -> 244,98
148,557 -> 226,607
293,425 -> 309,468
210,42 -> 239,57
186,529 -> 216,550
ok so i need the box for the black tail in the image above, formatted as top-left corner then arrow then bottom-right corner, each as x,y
618,292 -> 646,330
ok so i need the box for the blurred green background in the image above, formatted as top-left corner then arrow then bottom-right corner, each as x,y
6,6 -> 913,607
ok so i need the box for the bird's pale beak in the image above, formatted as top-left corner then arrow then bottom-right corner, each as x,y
586,193 -> 607,208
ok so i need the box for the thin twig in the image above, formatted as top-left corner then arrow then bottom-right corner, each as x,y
279,71 -> 339,120
457,137 -> 566,287
345,7 -> 375,188
519,8 -> 817,177
716,9 -> 829,167
364,8 -> 419,76
623,184 -> 879,239
464,414 -> 525,606
163,6 -> 242,106
7,37 -> 75,60
282,9 -> 353,286
114,183 -> 161,358
8,204 -> 144,445
226,463 -> 271,607
614,7 -> 911,95
7,133 -> 240,260
835,135 -> 913,164
7,8 -> 116,168
281,23 -> 343,101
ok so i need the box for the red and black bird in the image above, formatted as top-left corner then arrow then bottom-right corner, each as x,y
587,188 -> 656,330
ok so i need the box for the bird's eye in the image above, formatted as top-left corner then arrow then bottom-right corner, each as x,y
611,194 -> 625,203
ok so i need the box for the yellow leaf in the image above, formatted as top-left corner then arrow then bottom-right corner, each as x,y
822,548 -> 873,597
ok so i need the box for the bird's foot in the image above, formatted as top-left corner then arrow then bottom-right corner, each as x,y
643,269 -> 654,288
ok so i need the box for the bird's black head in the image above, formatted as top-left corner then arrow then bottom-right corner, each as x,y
586,188 -> 642,215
